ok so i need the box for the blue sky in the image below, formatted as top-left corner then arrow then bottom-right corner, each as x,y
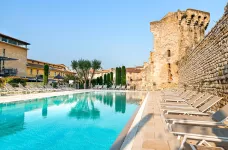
1,0 -> 227,69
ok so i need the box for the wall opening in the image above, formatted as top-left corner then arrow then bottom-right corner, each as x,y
167,50 -> 171,57
168,63 -> 172,83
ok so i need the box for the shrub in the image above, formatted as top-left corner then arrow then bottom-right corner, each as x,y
52,82 -> 57,88
5,76 -> 28,87
0,78 -> 5,87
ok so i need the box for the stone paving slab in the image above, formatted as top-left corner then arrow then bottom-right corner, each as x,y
122,91 -> 180,150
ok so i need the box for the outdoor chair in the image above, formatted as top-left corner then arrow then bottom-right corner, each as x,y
18,83 -> 33,94
162,90 -> 195,102
121,85 -> 126,90
161,93 -> 212,109
164,96 -> 223,115
160,92 -> 204,107
163,104 -> 228,126
126,85 -> 131,90
183,141 -> 225,150
162,88 -> 185,97
168,124 -> 228,150
102,85 -> 107,89
115,85 -> 121,90
109,85 -> 115,90
5,83 -> 24,94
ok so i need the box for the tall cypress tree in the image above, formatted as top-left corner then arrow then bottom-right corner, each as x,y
121,66 -> 126,85
101,76 -> 103,85
118,67 -> 122,85
43,64 -> 49,85
107,73 -> 111,88
104,74 -> 107,85
96,77 -> 99,85
110,72 -> 113,83
115,67 -> 118,85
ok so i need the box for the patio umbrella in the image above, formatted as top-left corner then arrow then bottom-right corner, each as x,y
54,74 -> 64,80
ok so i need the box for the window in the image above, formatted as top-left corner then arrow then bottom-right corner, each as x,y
37,70 -> 39,75
167,50 -> 171,57
8,39 -> 17,45
30,69 -> 33,75
2,37 -> 7,42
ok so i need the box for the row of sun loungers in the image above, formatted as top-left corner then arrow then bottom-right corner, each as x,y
93,85 -> 131,90
0,83 -> 75,95
160,89 -> 228,149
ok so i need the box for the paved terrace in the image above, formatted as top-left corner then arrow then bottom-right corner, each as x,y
121,91 -> 180,150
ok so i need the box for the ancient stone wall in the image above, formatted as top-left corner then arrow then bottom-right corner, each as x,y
141,8 -> 210,90
179,6 -> 228,109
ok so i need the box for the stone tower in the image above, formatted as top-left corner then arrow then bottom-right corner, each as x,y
149,9 -> 210,88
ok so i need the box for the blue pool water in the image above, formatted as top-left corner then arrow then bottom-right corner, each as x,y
0,91 -> 144,150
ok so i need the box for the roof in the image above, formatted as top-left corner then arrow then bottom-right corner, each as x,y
28,58 -> 65,68
126,68 -> 141,73
0,33 -> 30,45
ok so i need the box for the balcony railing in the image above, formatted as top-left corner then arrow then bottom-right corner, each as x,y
0,68 -> 18,77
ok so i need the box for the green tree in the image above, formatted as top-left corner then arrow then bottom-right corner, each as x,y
100,76 -> 103,85
121,66 -> 126,85
110,72 -> 113,83
118,67 -> 122,85
104,74 -> 107,85
96,77 -> 100,85
107,73 -> 111,88
115,67 -> 118,85
43,64 -> 49,85
71,59 -> 91,89
90,59 -> 102,87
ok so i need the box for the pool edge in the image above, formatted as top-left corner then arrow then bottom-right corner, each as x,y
110,92 -> 149,150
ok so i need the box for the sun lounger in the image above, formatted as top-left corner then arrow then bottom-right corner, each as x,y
168,124 -> 228,150
160,92 -> 204,107
93,85 -> 98,89
161,93 -> 212,109
98,85 -> 103,89
162,91 -> 197,103
163,104 -> 228,126
183,141 -> 225,150
109,85 -> 115,90
121,85 -> 126,90
164,96 -> 223,115
4,83 -> 24,94
162,88 -> 184,97
115,85 -> 121,90
102,85 -> 107,89
126,85 -> 131,90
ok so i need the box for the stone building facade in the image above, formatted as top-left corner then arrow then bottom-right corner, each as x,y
179,4 -> 228,109
126,66 -> 143,90
141,8 -> 210,89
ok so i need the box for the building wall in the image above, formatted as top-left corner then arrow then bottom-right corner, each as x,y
141,8 -> 210,89
179,7 -> 228,109
0,42 -> 27,76
26,59 -> 75,78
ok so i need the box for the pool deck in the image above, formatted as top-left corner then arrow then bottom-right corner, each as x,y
120,91 -> 180,150
0,90 -> 92,104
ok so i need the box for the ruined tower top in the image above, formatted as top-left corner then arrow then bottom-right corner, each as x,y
177,9 -> 210,30
225,2 -> 228,15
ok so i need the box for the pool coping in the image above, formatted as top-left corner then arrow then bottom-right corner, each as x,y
0,89 -> 146,104
0,90 -> 93,104
110,92 -> 149,150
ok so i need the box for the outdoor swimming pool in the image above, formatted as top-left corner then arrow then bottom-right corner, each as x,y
0,91 -> 145,150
